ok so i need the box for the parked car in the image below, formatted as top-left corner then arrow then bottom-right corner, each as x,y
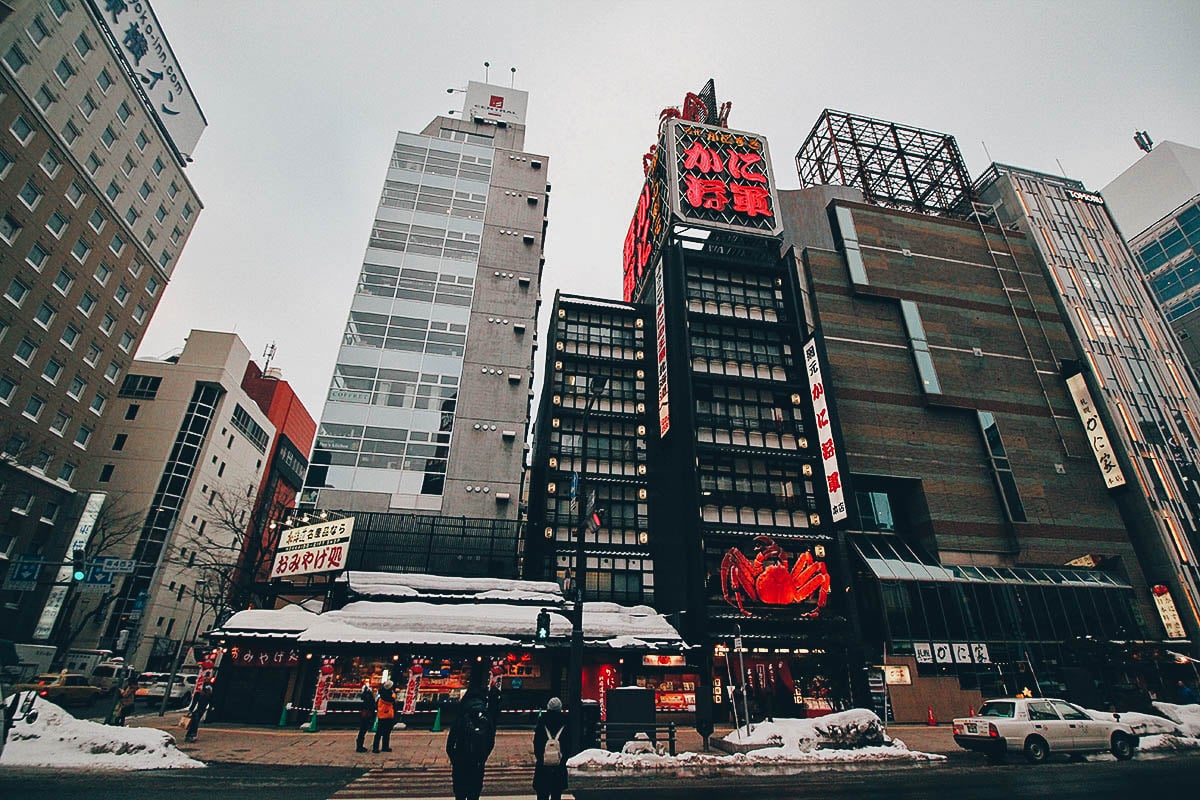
139,673 -> 197,707
90,661 -> 130,694
12,672 -> 103,708
953,697 -> 1138,764
134,673 -> 165,703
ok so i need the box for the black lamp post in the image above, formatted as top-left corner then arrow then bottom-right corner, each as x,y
568,376 -> 607,755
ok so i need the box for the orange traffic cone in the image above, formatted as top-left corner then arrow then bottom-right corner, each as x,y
968,705 -> 975,717
926,706 -> 937,726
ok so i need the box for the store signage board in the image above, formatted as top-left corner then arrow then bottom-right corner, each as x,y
655,263 -> 670,437
34,492 -> 106,640
1153,585 -> 1188,639
270,517 -> 355,579
463,81 -> 528,126
1066,373 -> 1126,488
803,337 -> 847,521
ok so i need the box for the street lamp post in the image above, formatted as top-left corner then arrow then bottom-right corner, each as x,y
159,579 -> 207,716
568,376 -> 607,756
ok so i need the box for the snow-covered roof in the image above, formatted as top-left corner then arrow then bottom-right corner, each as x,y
341,571 -> 565,604
213,597 -> 687,650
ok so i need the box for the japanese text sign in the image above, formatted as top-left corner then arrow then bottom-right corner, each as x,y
803,338 -> 847,521
666,120 -> 781,237
86,0 -> 207,159
270,517 -> 355,579
1066,374 -> 1126,488
1152,585 -> 1187,639
226,645 -> 301,668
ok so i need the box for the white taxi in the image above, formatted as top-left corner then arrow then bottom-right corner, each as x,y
952,697 -> 1138,764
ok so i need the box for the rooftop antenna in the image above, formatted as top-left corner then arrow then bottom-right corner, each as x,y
262,341 -> 277,372
981,141 -> 993,163
510,66 -> 516,87
484,61 -> 490,82
1055,158 -> 1068,179
1134,130 -> 1154,153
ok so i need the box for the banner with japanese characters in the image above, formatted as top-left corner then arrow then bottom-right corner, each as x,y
1066,373 -> 1126,488
270,516 -> 355,579
665,119 -> 781,237
803,338 -> 847,522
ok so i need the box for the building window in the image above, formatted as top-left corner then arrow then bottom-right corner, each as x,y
135,131 -> 149,151
46,211 -> 68,237
14,338 -> 36,365
103,361 -> 119,382
85,152 -> 101,175
99,464 -> 114,482
49,410 -> 69,434
4,278 -> 29,307
53,268 -> 74,294
152,157 -> 164,176
59,461 -> 76,483
118,331 -> 134,352
88,210 -> 105,231
0,213 -> 19,244
146,277 -> 160,295
49,0 -> 68,19
33,84 -> 55,112
27,16 -> 50,46
39,149 -> 61,178
117,102 -> 132,125
18,180 -> 42,210
79,92 -> 97,119
73,425 -> 92,449
61,119 -> 81,146
0,376 -> 15,404
101,126 -> 117,150
138,182 -> 151,201
124,207 -> 137,225
110,233 -> 125,255
155,205 -> 167,224
94,263 -> 111,285
231,404 -> 269,452
91,392 -> 107,414
99,313 -> 116,335
132,304 -> 146,324
0,148 -> 14,177
121,154 -> 136,176
3,43 -> 28,75
105,182 -> 121,202
10,116 -> 34,144
23,394 -> 45,421
73,32 -> 93,58
95,69 -> 113,93
977,410 -> 1027,523
42,359 -> 63,384
34,301 -> 55,328
72,237 -> 91,263
67,375 -> 85,399
125,403 -> 140,420
899,300 -> 943,396
115,283 -> 130,305
54,56 -> 74,85
112,433 -> 127,451
26,243 -> 49,270
66,181 -> 85,206
61,324 -> 80,348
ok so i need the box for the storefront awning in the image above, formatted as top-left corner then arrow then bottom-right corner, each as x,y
850,532 -> 1131,589
339,571 -> 564,604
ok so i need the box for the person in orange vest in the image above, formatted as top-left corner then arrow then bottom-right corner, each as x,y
372,680 -> 396,753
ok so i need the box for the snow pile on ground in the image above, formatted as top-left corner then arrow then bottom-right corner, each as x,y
568,710 -> 943,771
0,694 -> 204,770
1152,702 -> 1200,737
1083,704 -> 1200,754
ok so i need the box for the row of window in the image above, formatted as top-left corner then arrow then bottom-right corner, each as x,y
356,263 -> 474,307
379,179 -> 487,220
327,364 -> 459,409
344,311 -> 467,357
368,219 -> 481,262
390,141 -> 493,183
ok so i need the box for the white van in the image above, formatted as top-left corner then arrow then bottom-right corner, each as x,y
90,661 -> 129,693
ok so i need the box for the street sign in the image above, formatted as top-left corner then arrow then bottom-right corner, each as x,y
99,557 -> 136,574
569,472 -> 580,515
80,563 -> 114,594
2,555 -> 41,591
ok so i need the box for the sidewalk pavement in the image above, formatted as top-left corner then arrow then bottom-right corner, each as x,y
129,714 -> 960,768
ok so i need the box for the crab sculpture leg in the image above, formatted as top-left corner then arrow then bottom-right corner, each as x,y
721,547 -> 761,616
791,551 -> 831,612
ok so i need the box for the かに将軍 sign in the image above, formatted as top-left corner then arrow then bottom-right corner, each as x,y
665,119 -> 782,237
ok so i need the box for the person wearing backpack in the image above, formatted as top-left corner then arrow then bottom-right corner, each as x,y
445,693 -> 495,800
372,680 -> 396,753
532,697 -> 568,800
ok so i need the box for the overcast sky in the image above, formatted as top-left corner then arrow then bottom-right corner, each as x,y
137,0 -> 1200,417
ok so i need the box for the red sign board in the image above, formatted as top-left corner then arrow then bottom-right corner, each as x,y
666,120 -> 780,236
720,536 -> 830,617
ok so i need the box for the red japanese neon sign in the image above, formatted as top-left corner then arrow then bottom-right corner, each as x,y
668,120 -> 780,236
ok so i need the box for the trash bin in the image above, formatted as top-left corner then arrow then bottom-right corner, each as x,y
605,686 -> 655,752
579,699 -> 601,750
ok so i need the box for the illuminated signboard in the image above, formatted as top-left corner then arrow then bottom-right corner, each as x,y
719,536 -> 830,617
655,263 -> 670,437
623,152 -> 667,303
665,119 -> 782,237
1152,584 -> 1188,639
1066,374 -> 1126,488
270,516 -> 355,579
87,0 -> 207,159
1068,189 -> 1105,206
463,81 -> 529,126
803,337 -> 847,521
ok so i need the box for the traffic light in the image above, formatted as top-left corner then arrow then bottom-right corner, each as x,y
71,547 -> 87,582
536,609 -> 551,641
586,509 -> 604,534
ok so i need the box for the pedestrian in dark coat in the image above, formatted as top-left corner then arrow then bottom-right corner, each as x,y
112,676 -> 138,726
372,681 -> 396,752
184,684 -> 212,742
532,697 -> 568,800
445,693 -> 495,800
355,680 -> 375,752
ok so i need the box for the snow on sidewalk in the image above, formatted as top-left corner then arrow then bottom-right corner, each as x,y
1,693 -> 205,770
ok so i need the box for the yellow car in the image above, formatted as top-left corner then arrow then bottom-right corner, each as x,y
13,672 -> 103,707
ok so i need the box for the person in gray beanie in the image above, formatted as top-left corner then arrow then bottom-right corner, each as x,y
532,696 -> 568,800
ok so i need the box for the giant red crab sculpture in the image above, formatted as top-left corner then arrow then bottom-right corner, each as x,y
720,536 -> 830,617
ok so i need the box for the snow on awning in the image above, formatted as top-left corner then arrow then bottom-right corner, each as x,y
581,603 -> 687,648
218,605 -> 319,636
340,571 -> 565,604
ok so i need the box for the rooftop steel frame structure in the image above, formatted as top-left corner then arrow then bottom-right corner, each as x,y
796,109 -> 975,217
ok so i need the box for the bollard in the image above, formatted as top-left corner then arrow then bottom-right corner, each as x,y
278,701 -> 292,728
926,706 -> 937,726
305,709 -> 319,733
431,707 -> 443,732
372,714 -> 379,733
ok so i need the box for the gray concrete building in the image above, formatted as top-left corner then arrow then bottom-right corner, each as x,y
301,82 -> 547,527
0,0 -> 204,644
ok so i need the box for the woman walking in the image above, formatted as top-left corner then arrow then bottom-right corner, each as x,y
532,697 -> 568,800
372,680 -> 396,753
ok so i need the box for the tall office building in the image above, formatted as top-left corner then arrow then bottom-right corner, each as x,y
301,83 -> 546,542
977,163 -> 1200,645
0,0 -> 204,642
1101,140 -> 1200,322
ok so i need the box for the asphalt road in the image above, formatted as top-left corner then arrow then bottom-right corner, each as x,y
2,753 -> 1198,800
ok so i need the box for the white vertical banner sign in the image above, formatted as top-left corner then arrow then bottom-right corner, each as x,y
655,263 -> 670,437
34,492 -> 107,640
803,338 -> 847,521
1066,374 -> 1126,488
